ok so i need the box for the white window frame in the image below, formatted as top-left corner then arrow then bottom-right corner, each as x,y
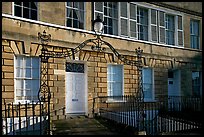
165,14 -> 175,46
190,19 -> 200,49
65,2 -> 86,29
93,2 -> 184,47
12,2 -> 38,20
137,6 -> 149,41
94,2 -> 118,35
14,55 -> 40,104
107,64 -> 124,101
142,67 -> 155,102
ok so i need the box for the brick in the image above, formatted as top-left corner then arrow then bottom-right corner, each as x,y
57,75 -> 65,81
54,58 -> 64,63
4,72 -> 14,78
4,84 -> 14,92
87,62 -> 97,67
101,78 -> 107,83
48,69 -> 54,75
88,72 -> 97,77
57,64 -> 65,69
98,62 -> 106,67
2,86 -> 5,92
97,72 -> 107,78
100,67 -> 107,73
88,67 -> 95,72
3,46 -> 12,53
124,84 -> 132,88
2,79 -> 14,86
49,81 -> 54,87
54,81 -> 65,87
94,67 -> 100,72
2,52 -> 14,59
94,57 -> 100,62
50,75 -> 57,80
2,39 -> 10,46
50,63 -> 57,69
124,74 -> 132,79
3,59 -> 14,65
94,77 -> 101,82
2,91 -> 14,98
98,83 -> 107,88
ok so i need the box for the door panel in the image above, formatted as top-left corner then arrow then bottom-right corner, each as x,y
66,72 -> 85,114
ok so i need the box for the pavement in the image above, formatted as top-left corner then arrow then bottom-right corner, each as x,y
51,115 -> 122,135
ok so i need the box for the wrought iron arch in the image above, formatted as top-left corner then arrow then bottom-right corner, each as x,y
38,30 -> 145,132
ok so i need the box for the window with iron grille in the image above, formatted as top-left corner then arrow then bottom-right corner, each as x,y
66,2 -> 85,29
190,19 -> 200,49
14,55 -> 40,103
14,2 -> 38,20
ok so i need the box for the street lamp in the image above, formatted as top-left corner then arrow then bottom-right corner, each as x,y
91,15 -> 106,51
93,15 -> 104,35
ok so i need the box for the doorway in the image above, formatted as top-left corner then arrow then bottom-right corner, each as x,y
168,69 -> 181,111
65,62 -> 87,114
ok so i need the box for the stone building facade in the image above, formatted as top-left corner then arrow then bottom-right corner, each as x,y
2,2 -> 202,118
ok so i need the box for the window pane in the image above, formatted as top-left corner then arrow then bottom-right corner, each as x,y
151,9 -> 157,25
32,68 -> 39,79
16,80 -> 24,90
73,2 -> 79,8
15,2 -> 21,6
15,6 -> 22,17
79,2 -> 84,10
23,8 -> 29,18
67,2 -> 72,7
151,26 -> 157,42
31,2 -> 37,9
25,68 -> 31,78
32,57 -> 39,68
32,80 -> 40,92
178,31 -> 183,46
23,2 -> 30,8
159,11 -> 165,26
160,28 -> 165,43
130,3 -> 136,19
31,10 -> 37,20
25,57 -> 31,67
120,2 -> 127,17
121,18 -> 128,36
107,65 -> 123,96
178,15 -> 182,30
95,2 -> 103,12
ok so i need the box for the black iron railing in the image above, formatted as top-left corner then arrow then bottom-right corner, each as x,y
2,101 -> 49,135
94,95 -> 202,135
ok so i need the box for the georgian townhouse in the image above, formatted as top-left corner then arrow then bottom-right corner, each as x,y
2,2 -> 202,120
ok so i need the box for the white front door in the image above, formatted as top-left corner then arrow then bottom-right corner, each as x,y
65,63 -> 86,114
168,69 -> 181,111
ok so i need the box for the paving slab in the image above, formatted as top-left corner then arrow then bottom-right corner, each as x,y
52,116 -> 121,135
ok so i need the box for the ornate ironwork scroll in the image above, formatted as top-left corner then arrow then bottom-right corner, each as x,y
38,30 -> 144,132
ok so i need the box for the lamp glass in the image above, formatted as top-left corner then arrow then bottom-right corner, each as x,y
94,21 -> 103,34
